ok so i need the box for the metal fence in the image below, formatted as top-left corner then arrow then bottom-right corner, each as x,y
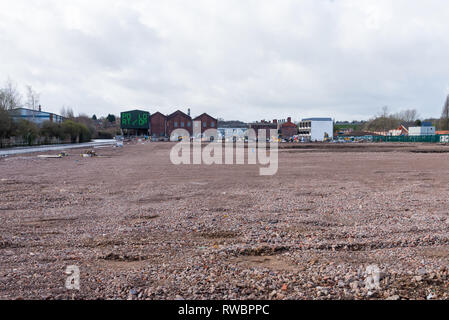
0,137 -> 65,149
371,135 -> 449,143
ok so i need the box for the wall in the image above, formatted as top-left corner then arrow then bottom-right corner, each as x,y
120,110 -> 150,130
409,126 -> 435,136
281,124 -> 298,139
10,109 -> 64,126
150,113 -> 167,137
249,123 -> 277,138
166,114 -> 192,137
194,114 -> 218,137
311,121 -> 333,141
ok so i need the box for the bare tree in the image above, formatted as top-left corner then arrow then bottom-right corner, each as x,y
394,109 -> 419,124
440,95 -> 449,130
364,106 -> 408,132
379,106 -> 389,118
378,106 -> 390,132
60,106 -> 74,118
25,85 -> 40,110
399,109 -> 418,123
0,91 -> 7,111
0,78 -> 22,110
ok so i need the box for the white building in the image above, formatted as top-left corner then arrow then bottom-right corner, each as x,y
298,118 -> 333,142
408,123 -> 435,136
217,128 -> 247,141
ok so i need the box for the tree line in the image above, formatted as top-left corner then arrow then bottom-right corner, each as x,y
0,79 -> 120,147
363,107 -> 421,132
363,98 -> 449,133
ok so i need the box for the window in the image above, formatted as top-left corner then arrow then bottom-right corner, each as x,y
181,122 -> 185,127
203,122 -> 206,127
174,121 -> 178,127
187,122 -> 191,127
211,122 -> 215,127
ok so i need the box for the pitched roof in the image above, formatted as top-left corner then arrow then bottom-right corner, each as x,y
302,117 -> 333,122
167,110 -> 191,119
150,111 -> 166,118
10,107 -> 63,117
121,109 -> 148,113
193,113 -> 217,121
282,121 -> 297,128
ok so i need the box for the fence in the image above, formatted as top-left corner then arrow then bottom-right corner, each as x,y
371,135 -> 449,143
0,137 -> 67,149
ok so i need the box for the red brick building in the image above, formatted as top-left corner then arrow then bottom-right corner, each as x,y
281,117 -> 298,139
166,110 -> 192,137
193,113 -> 218,141
249,120 -> 278,138
193,113 -> 218,139
150,112 -> 167,137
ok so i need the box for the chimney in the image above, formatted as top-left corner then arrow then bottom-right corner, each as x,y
188,108 -> 191,117
38,105 -> 42,112
287,117 -> 291,123
273,119 -> 277,124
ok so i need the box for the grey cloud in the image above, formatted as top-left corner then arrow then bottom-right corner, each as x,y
1,0 -> 449,121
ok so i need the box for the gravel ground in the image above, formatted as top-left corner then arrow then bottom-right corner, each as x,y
1,142 -> 449,300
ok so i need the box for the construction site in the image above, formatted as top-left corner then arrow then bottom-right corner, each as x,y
1,141 -> 449,300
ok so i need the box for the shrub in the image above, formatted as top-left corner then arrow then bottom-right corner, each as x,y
0,108 -> 12,138
15,119 -> 40,145
75,115 -> 96,139
78,123 -> 91,142
61,120 -> 91,143
62,120 -> 80,143
96,130 -> 114,139
40,121 -> 64,140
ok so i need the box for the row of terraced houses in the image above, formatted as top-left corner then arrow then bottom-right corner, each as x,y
121,108 -> 335,142
121,109 -> 218,140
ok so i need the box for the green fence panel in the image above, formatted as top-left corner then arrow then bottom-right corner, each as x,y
371,135 -> 446,143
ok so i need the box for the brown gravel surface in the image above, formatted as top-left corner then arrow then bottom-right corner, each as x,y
1,142 -> 449,300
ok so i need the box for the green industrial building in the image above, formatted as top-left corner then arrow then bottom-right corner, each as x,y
120,110 -> 150,136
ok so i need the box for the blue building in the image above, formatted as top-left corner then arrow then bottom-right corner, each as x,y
9,107 -> 65,126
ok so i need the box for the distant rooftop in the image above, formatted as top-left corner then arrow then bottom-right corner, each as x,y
10,107 -> 64,118
301,117 -> 333,122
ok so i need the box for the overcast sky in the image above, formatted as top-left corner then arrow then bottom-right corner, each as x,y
1,0 -> 449,122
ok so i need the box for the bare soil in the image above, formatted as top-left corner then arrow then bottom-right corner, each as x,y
0,142 -> 449,300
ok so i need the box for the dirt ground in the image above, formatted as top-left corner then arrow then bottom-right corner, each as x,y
1,142 -> 449,300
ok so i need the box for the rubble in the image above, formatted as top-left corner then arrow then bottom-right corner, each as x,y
1,142 -> 449,300
37,155 -> 63,159
81,150 -> 97,158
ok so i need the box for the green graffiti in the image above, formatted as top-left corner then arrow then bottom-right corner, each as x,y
121,111 -> 149,129
139,113 -> 148,126
122,113 -> 131,125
